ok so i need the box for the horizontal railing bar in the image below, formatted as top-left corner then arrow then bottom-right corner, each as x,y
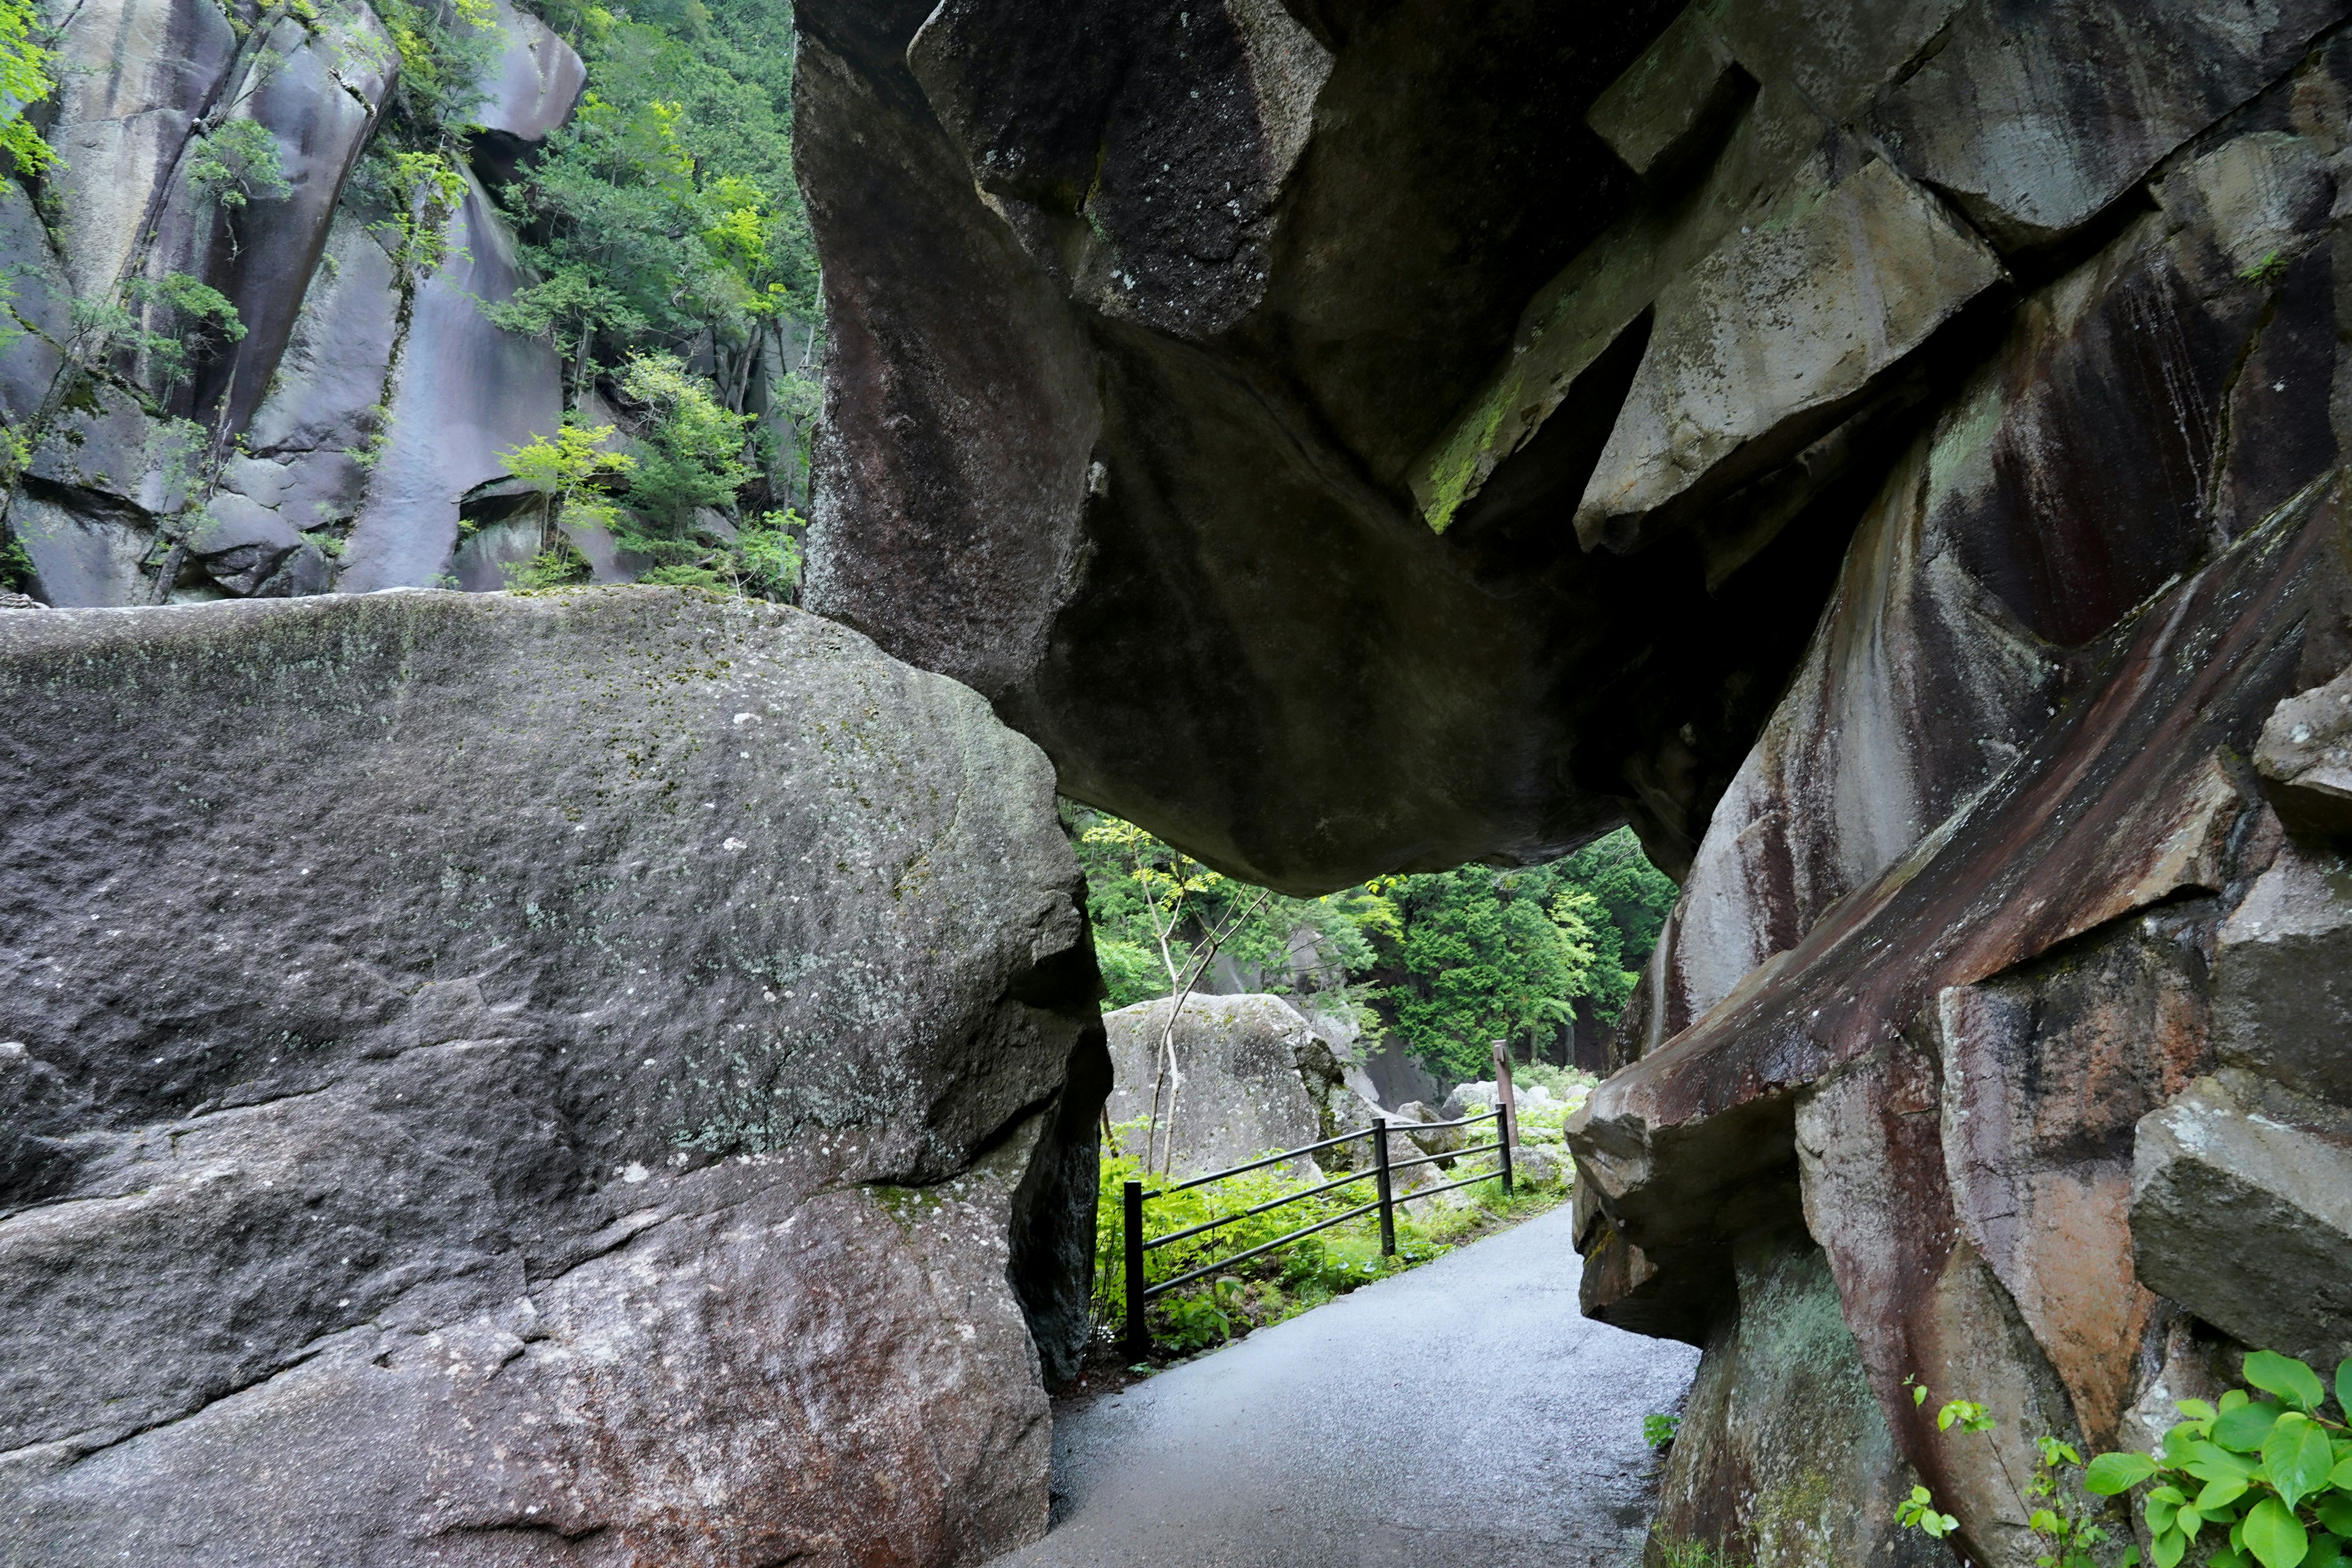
1155,1126 -> 1380,1194
1390,1110 -> 1502,1133
1383,1139 -> 1501,1177
1144,1166 -> 1379,1251
1142,1199 -> 1382,1298
1395,1166 -> 1508,1206
1144,1112 -> 1504,1200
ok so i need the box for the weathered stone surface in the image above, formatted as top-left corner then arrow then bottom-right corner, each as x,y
1651,1232 -> 1945,1568
1585,6 -> 1746,184
2132,1072 -> 2352,1368
1936,914 -> 2214,1449
0,588 -> 1107,1564
1103,994 -> 1327,1180
794,4 -> 2352,1564
339,167 -> 564,593
469,0 -> 587,184
1657,119 -> 2343,1038
1572,146 -> 2003,552
2255,667 -> 2352,836
1871,0 -> 2352,252
2212,838 -> 2352,1106
805,0 -> 1870,889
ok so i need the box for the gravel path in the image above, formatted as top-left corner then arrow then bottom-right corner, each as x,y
995,1203 -> 1701,1568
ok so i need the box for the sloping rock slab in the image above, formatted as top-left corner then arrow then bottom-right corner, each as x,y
0,587 -> 1106,1567
1568,481 -> 2341,1343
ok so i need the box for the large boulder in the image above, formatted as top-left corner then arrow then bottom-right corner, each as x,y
1102,993 -> 1363,1180
0,587 -> 1107,1566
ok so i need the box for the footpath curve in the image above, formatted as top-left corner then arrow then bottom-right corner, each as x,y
997,1204 -> 1700,1568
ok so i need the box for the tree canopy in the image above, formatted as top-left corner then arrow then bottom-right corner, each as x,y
1069,805 -> 1679,1080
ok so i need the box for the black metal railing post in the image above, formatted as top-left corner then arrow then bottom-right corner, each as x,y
1124,1179 -> 1149,1360
1491,1042 -> 1518,1196
1373,1117 -> 1395,1256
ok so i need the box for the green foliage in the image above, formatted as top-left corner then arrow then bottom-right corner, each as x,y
614,351 -> 754,525
1898,1484 -> 1961,1541
1065,810 -> 1678,1074
1648,1534 -> 1754,1568
0,521 -> 32,592
1549,827 -> 1679,1022
496,417 -> 633,589
499,417 -> 636,505
71,273 -> 246,389
1068,806 -> 1388,1017
2083,1352 -> 2352,1568
1159,1277 -> 1245,1354
489,0 -> 818,415
0,0 -> 57,175
1384,864 -> 1600,1078
373,0 -> 501,135
186,119 -> 292,211
372,149 -> 470,280
1645,1412 -> 1681,1449
1091,1119 -> 1560,1350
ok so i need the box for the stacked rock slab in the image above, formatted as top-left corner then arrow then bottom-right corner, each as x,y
801,1 -> 2352,1563
1559,12 -> 2352,1566
0,588 -> 1107,1566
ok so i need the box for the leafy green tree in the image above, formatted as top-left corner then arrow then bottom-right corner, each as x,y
1382,866 -> 1600,1079
0,0 -> 56,175
614,351 -> 754,528
186,119 -> 293,212
495,417 -> 634,588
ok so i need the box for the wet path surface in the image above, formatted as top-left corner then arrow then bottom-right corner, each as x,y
997,1204 -> 1700,1568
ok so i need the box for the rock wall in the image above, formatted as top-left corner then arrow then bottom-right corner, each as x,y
799,2 -> 2352,1564
3,0 -> 576,608
0,587 -> 1107,1566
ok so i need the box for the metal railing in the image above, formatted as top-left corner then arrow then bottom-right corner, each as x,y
1121,1063 -> 1522,1359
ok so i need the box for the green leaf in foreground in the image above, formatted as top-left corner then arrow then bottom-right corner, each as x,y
2248,1352 -> 2331,1415
2264,1415 -> 2337,1511
2088,1452 -> 2160,1493
2245,1496 -> 2311,1568
2218,1400 -> 2287,1453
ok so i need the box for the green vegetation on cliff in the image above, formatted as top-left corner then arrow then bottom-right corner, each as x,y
361,0 -> 820,598
488,0 -> 820,594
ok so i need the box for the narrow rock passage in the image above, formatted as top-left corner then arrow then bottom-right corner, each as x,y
998,1205 -> 1699,1568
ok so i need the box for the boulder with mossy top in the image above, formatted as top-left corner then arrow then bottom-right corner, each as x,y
0,586 -> 1107,1567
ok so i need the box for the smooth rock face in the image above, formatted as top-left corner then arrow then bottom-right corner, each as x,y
1102,994 -> 1332,1179
1556,32 -> 2352,1557
7,0 -> 571,607
0,589 -> 1106,1566
1572,145 -> 2003,552
2212,840 -> 2352,1106
2132,1072 -> 2352,1368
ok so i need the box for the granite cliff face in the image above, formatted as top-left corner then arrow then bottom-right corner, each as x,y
1,0 -> 576,608
802,1 -> 2352,1561
0,589 -> 1107,1566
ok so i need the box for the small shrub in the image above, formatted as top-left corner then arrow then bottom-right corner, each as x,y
1645,1412 -> 1681,1450
187,119 -> 292,211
